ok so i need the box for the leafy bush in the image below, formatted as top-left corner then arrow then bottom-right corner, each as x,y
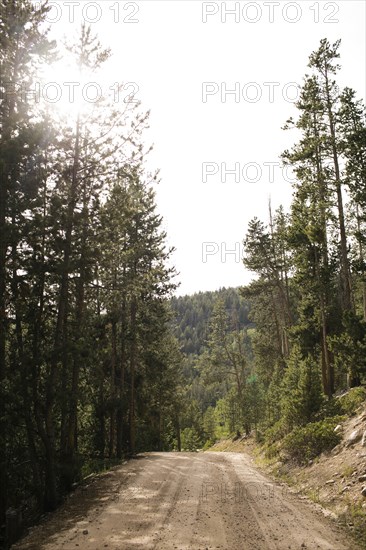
181,427 -> 202,451
314,396 -> 344,420
338,387 -> 366,415
264,418 -> 288,445
282,417 -> 342,464
255,429 -> 265,444
263,442 -> 281,460
262,420 -> 287,459
203,406 -> 216,441
202,439 -> 214,451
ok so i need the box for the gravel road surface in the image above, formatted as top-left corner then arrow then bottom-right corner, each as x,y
13,452 -> 359,550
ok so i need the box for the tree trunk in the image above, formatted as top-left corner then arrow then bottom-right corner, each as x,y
116,297 -> 126,459
47,115 -> 81,504
0,71 -> 15,525
314,110 -> 334,396
109,319 -> 117,458
129,298 -> 137,455
11,210 -> 43,508
320,294 -> 332,397
63,180 -> 89,490
356,206 -> 366,320
98,384 -> 106,459
0,159 -> 8,525
324,68 -> 353,312
176,415 -> 181,452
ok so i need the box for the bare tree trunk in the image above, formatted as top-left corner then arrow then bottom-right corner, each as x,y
129,298 -> 137,455
116,297 -> 126,459
109,319 -> 117,458
30,174 -> 58,510
269,289 -> 283,356
98,385 -> 106,459
324,68 -> 353,312
320,294 -> 332,397
0,160 -> 8,525
0,72 -> 16,525
158,407 -> 163,452
356,206 -> 366,320
176,415 -> 181,452
312,108 -> 334,396
63,177 -> 89,489
46,115 -> 81,505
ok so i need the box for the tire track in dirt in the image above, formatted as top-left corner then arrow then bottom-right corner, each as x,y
13,452 -> 360,550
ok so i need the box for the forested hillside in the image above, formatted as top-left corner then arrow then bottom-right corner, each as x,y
171,287 -> 251,355
169,288 -> 255,450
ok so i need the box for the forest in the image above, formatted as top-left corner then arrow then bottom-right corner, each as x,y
171,287 -> 251,356
175,38 -> 366,457
1,0 -> 366,548
0,0 -> 182,541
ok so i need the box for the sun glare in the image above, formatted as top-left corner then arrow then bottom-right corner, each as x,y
38,58 -> 100,122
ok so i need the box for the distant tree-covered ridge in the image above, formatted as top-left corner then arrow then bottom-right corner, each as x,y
170,287 -> 252,355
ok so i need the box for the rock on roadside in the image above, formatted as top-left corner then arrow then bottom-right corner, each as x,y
346,429 -> 362,447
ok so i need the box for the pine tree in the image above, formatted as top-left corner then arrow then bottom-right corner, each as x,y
241,207 -> 292,401
308,39 -> 353,311
0,0 -> 56,520
281,346 -> 323,430
339,88 -> 366,319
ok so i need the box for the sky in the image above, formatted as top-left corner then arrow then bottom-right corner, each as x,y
42,0 -> 366,296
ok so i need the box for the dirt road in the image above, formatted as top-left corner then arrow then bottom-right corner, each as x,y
14,452 -> 358,550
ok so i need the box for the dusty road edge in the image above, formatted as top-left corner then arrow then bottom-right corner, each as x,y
207,437 -> 366,547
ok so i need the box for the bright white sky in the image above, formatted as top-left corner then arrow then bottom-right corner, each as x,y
43,0 -> 366,296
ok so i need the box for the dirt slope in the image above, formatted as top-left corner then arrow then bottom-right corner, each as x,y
263,405 -> 366,543
13,452 -> 358,550
291,408 -> 366,514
